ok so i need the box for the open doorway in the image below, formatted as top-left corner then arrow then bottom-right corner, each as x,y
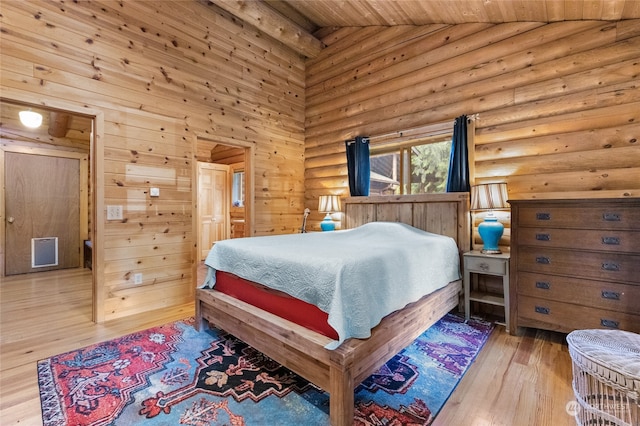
197,161 -> 230,260
194,136 -> 253,281
0,98 -> 97,316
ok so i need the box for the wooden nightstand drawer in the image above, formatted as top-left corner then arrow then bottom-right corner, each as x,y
465,256 -> 506,275
517,272 -> 640,314
517,295 -> 640,334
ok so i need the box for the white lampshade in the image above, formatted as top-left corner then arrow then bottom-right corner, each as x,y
318,195 -> 341,213
19,110 -> 43,128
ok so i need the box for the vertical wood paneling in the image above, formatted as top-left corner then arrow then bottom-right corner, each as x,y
1,0 -> 305,320
305,20 -> 640,234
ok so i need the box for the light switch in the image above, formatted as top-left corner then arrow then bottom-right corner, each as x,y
150,187 -> 160,197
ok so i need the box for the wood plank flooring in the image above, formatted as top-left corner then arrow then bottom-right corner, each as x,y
0,267 -> 576,425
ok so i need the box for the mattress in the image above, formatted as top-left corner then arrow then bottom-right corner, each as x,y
215,270 -> 339,339
201,221 -> 461,349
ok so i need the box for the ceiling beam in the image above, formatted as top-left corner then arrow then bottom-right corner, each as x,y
48,112 -> 71,138
210,0 -> 324,58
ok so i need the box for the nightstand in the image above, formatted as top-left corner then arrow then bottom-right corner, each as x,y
463,250 -> 510,330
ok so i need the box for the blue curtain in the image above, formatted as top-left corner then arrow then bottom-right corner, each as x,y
345,136 -> 370,196
446,115 -> 470,192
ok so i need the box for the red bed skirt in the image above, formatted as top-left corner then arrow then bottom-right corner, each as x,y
214,270 -> 339,340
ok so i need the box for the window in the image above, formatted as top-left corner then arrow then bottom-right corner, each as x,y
232,170 -> 244,207
370,134 -> 452,195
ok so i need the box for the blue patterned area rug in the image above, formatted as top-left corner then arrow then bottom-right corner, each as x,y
38,313 -> 493,425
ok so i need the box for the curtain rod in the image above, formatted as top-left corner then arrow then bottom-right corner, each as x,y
346,114 -> 479,143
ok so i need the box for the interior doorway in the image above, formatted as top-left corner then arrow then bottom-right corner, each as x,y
0,98 -> 96,315
194,136 -> 253,267
197,162 -> 229,260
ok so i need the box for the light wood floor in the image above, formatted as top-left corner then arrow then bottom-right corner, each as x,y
0,267 -> 576,425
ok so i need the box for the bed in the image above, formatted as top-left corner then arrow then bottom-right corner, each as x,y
195,193 -> 470,425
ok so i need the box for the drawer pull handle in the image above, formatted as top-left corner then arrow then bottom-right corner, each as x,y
601,290 -> 620,300
535,306 -> 550,315
536,281 -> 550,290
601,319 -> 619,329
536,256 -> 550,264
602,262 -> 620,272
602,236 -> 620,245
536,213 -> 551,220
603,212 -> 621,222
478,262 -> 490,271
536,233 -> 550,241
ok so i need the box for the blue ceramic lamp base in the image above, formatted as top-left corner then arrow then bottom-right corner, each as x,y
478,216 -> 504,254
320,214 -> 336,231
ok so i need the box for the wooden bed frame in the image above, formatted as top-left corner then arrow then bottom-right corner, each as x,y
195,193 -> 470,425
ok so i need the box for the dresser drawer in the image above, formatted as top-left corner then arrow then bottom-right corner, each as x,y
231,220 -> 245,238
517,272 -> 640,314
517,206 -> 640,230
517,295 -> 640,334
517,246 -> 640,284
464,255 -> 506,275
518,228 -> 640,253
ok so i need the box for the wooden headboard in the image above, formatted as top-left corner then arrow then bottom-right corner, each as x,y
343,193 -> 471,255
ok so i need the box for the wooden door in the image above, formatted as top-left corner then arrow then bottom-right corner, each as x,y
198,162 -> 229,260
5,152 -> 80,275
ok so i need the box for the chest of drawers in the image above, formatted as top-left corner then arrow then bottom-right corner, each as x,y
509,198 -> 640,335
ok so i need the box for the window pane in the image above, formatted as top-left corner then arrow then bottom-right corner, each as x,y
370,152 -> 400,195
232,171 -> 244,207
409,140 -> 451,193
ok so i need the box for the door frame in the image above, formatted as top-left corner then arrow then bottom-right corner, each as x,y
0,96 -> 104,323
192,134 -> 254,283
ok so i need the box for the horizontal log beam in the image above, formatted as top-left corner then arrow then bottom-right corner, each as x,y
47,112 -> 71,138
210,0 -> 324,58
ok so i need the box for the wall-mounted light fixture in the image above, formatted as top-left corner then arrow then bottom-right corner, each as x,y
19,110 -> 43,128
318,195 -> 341,231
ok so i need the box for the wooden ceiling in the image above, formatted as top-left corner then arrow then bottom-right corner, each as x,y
266,0 -> 640,29
211,0 -> 640,58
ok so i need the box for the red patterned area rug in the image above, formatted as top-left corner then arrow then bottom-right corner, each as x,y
38,313 -> 493,425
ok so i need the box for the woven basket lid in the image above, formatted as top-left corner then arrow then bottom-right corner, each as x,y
567,329 -> 640,383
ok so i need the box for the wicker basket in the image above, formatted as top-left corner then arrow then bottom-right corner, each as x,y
567,329 -> 640,426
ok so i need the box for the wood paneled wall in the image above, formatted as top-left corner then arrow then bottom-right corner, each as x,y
1,0 -> 305,320
305,20 -> 640,232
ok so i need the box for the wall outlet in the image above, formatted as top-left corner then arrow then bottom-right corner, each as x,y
107,205 -> 123,220
133,273 -> 143,285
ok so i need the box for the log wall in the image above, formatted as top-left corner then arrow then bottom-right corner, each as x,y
305,20 -> 640,243
1,0 -> 305,320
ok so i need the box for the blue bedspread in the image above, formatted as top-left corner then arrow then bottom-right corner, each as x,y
201,222 -> 461,349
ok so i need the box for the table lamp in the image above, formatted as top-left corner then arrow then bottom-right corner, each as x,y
470,183 -> 509,254
318,195 -> 341,231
